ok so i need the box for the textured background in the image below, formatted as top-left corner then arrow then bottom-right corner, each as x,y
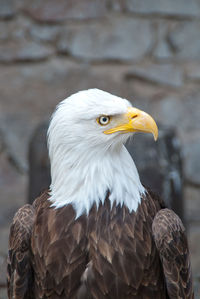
0,0 -> 200,297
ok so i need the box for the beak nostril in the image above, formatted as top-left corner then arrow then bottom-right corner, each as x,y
131,114 -> 138,120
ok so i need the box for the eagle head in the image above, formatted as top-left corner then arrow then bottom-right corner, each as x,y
48,89 -> 158,152
48,89 -> 158,216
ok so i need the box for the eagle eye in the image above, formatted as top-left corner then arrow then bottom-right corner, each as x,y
97,115 -> 111,126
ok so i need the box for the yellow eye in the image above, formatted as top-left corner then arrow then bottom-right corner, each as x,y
97,115 -> 111,126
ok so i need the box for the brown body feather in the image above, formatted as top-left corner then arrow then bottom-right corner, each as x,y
7,190 -> 194,298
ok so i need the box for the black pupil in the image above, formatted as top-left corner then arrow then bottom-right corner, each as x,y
102,117 -> 108,123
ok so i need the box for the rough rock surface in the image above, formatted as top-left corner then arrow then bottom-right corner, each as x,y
125,63 -> 183,87
0,0 -> 15,19
169,22 -> 200,60
184,140 -> 200,185
24,0 -> 107,22
0,41 -> 54,62
124,0 -> 200,17
58,17 -> 154,61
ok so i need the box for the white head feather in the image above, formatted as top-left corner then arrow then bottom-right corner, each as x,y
48,89 -> 145,217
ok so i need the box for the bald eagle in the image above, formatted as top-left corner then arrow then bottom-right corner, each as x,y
7,89 -> 193,298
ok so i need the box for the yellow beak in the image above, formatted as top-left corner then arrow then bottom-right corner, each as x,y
104,107 -> 158,141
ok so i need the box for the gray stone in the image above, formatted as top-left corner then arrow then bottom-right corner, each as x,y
154,41 -> 172,60
194,276 -> 200,299
124,0 -> 200,17
169,22 -> 200,60
24,0 -> 107,23
152,93 -> 200,132
0,16 -> 30,41
184,140 -> 200,185
152,96 -> 183,129
125,81 -> 166,106
109,1 -> 123,11
0,22 -> 10,40
58,17 -> 153,61
0,229 -> 10,288
0,151 -> 26,227
188,223 -> 200,275
0,114 -> 32,172
185,186 -> 200,222
0,129 -> 4,153
151,92 -> 200,185
0,255 -> 6,286
0,0 -> 15,19
125,63 -> 183,87
28,122 -> 51,203
149,91 -> 200,186
185,63 -> 200,81
29,24 -> 61,42
0,41 -> 54,63
0,287 -> 7,299
153,22 -> 173,60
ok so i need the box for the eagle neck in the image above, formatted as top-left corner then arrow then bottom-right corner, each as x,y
49,144 -> 145,218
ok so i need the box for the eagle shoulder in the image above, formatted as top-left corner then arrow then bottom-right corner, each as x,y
152,208 -> 194,299
7,203 -> 35,299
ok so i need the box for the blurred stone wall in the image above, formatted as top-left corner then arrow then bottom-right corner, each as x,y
0,0 -> 200,296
